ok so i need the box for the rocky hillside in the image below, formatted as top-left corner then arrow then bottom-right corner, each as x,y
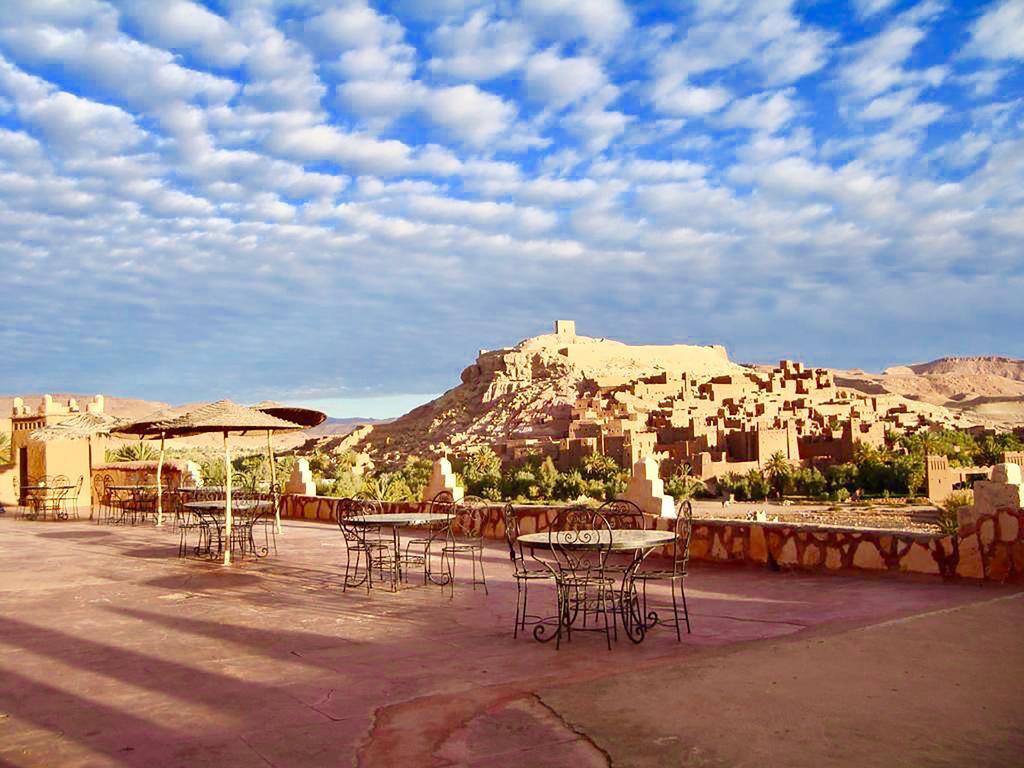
348,331 -> 755,466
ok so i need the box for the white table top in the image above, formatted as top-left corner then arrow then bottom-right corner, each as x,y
518,529 -> 675,552
347,513 -> 453,526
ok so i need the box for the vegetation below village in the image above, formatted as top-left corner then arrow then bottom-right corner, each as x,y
289,428 -> 1024,506
99,423 -> 1022,509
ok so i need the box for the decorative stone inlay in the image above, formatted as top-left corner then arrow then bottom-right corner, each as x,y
748,526 -> 767,563
826,546 -> 843,570
979,518 -> 995,547
998,512 -> 1019,542
901,543 -> 939,576
853,541 -> 884,570
955,534 -> 984,579
277,495 -> 1024,582
778,538 -> 799,566
802,543 -> 823,568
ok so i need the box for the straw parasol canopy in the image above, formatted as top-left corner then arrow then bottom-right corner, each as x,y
115,401 -> 305,562
117,400 -> 303,438
29,412 -> 124,442
251,401 -> 327,429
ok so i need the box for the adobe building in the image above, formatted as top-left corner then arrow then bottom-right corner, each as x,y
8,395 -> 107,510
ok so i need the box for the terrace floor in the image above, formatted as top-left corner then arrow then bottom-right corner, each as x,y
0,514 -> 1021,767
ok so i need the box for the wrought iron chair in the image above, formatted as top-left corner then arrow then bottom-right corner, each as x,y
635,499 -> 694,640
404,491 -> 456,585
174,490 -> 211,558
336,498 -> 394,593
250,489 -> 280,556
92,473 -> 113,523
502,503 -> 555,638
598,498 -> 647,575
40,475 -> 72,521
441,495 -> 489,596
61,475 -> 83,520
545,507 -> 617,650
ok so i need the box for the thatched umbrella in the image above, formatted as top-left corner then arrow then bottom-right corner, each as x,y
251,401 -> 327,532
116,401 -> 304,564
30,413 -> 125,512
109,406 -> 188,527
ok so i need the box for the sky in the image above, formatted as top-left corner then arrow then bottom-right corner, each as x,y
0,0 -> 1021,418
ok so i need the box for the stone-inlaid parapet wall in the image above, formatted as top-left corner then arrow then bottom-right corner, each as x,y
278,495 -> 1024,582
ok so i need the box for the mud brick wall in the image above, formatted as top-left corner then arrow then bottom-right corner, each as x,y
279,496 -> 1024,583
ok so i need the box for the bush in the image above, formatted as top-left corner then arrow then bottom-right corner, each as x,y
939,490 -> 973,535
553,469 -> 587,501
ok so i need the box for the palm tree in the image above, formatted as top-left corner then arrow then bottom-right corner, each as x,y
763,451 -> 791,499
0,432 -> 10,464
109,442 -> 160,462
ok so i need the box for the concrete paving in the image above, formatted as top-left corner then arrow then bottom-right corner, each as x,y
0,515 -> 1018,767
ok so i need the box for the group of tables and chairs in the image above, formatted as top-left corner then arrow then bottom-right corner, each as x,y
506,498 -> 694,649
335,492 -> 488,595
90,475 -> 280,561
93,474 -> 162,526
333,491 -> 694,649
175,486 -> 278,561
17,475 -> 83,521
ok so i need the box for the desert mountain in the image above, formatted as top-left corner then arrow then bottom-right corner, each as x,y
836,356 -> 1024,428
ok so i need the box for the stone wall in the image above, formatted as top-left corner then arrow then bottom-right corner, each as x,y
278,495 -> 1024,583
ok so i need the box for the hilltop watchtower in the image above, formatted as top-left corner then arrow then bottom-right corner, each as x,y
554,320 -> 576,338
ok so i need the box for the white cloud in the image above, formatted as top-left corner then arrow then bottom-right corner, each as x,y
721,90 -> 797,134
524,49 -> 607,110
521,0 -> 631,45
424,84 -> 517,146
652,82 -> 731,116
428,11 -> 531,81
117,0 -> 249,68
0,23 -> 238,110
839,12 -> 946,101
853,0 -> 899,18
964,0 -> 1024,61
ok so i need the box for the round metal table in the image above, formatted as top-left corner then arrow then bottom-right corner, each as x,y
22,485 -> 76,520
347,513 -> 454,590
518,529 -> 676,645
182,500 -> 273,558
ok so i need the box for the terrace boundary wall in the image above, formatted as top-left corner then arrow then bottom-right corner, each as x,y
279,495 -> 1024,583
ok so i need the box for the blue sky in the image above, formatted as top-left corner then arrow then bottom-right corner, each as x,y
0,0 -> 1021,418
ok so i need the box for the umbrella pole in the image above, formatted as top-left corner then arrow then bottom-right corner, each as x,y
156,433 -> 165,527
266,430 -> 281,535
224,431 -> 233,566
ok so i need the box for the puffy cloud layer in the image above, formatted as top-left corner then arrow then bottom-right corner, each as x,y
0,0 -> 1021,406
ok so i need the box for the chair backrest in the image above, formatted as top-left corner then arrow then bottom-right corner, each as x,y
50,474 -> 70,487
598,499 -> 646,530
451,495 -> 487,540
502,503 -> 525,573
429,490 -> 455,514
549,508 -> 612,579
672,499 -> 694,574
335,498 -> 380,543
93,473 -> 112,502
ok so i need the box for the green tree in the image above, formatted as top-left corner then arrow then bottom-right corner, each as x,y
665,463 -> 705,500
459,447 -> 503,499
762,451 -> 791,498
0,432 -> 10,464
745,468 -> 770,501
109,442 -> 160,462
553,469 -> 587,501
536,456 -> 559,499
